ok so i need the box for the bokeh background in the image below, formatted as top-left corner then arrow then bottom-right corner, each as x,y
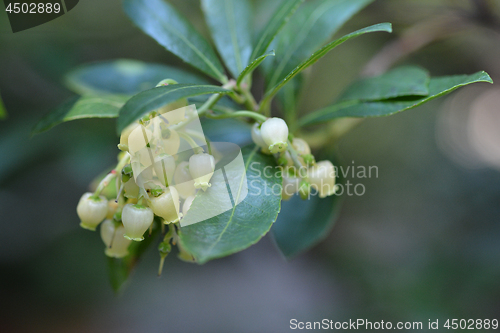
1,0 -> 500,332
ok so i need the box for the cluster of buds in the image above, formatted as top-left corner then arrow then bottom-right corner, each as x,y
77,80 -> 215,266
252,117 -> 337,200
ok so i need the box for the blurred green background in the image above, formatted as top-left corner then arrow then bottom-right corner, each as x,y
1,0 -> 499,332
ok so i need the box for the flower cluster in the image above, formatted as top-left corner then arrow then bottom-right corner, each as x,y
252,117 -> 337,200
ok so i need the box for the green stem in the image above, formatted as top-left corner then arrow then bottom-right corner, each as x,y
287,140 -> 307,179
179,132 -> 203,154
205,110 -> 267,123
197,93 -> 223,116
241,87 -> 259,112
93,153 -> 130,198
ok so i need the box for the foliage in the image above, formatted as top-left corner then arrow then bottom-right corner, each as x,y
32,0 -> 492,290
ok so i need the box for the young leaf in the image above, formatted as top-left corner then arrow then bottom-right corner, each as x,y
263,0 -> 374,88
261,23 -> 392,108
32,95 -> 129,135
123,0 -> 226,82
236,50 -> 275,86
299,71 -> 493,127
250,0 -> 304,61
178,147 -> 282,264
202,0 -> 253,78
117,84 -> 229,133
0,92 -> 6,120
65,59 -> 210,96
338,66 -> 430,102
271,187 -> 342,258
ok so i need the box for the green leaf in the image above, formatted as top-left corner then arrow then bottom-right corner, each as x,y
263,0 -> 374,89
178,147 -> 282,264
271,153 -> 342,258
250,0 -> 304,61
107,219 -> 160,292
299,71 -> 493,127
0,92 -> 6,120
261,23 -> 392,107
338,66 -> 430,102
117,84 -> 229,133
32,95 -> 129,135
65,59 -> 210,96
123,0 -> 226,82
271,187 -> 342,258
202,0 -> 253,78
236,50 -> 275,86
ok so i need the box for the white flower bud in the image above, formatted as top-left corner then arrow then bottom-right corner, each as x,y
149,187 -> 181,224
100,219 -> 131,258
189,153 -> 215,191
260,118 -> 289,153
292,138 -> 311,155
307,160 -> 336,198
251,123 -> 271,154
173,161 -> 196,199
153,154 -> 176,186
282,175 -> 300,201
121,204 -> 154,241
182,195 -> 195,216
77,192 -> 108,231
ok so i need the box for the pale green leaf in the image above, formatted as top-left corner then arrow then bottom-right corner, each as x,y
65,59 -> 210,96
117,84 -> 229,133
33,95 -> 129,134
123,0 -> 226,81
250,0 -> 304,61
299,71 -> 493,127
236,50 -> 275,86
202,0 -> 253,77
263,0 -> 373,88
261,23 -> 392,107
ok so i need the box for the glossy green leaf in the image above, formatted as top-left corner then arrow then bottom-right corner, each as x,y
117,84 -> 229,133
65,59 -> 210,96
272,187 -> 342,258
107,219 -> 160,292
0,92 -> 6,120
261,23 -> 392,107
123,0 -> 226,81
236,50 -> 275,86
202,0 -> 253,78
178,147 -> 282,264
299,71 -> 493,127
32,95 -> 129,135
263,0 -> 373,89
250,0 -> 304,61
338,66 -> 430,102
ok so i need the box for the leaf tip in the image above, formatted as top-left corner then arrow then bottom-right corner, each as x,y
480,71 -> 494,84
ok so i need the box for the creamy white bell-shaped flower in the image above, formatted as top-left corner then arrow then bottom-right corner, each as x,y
251,123 -> 271,154
153,154 -> 176,186
119,123 -> 140,151
128,124 -> 153,155
189,153 -> 215,191
121,204 -> 154,241
282,175 -> 300,201
307,160 -> 336,198
123,178 -> 140,199
292,138 -> 311,155
106,200 -> 119,220
100,219 -> 131,258
173,161 -> 196,199
149,187 -> 181,224
182,195 -> 195,216
77,192 -> 108,231
260,118 -> 289,153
